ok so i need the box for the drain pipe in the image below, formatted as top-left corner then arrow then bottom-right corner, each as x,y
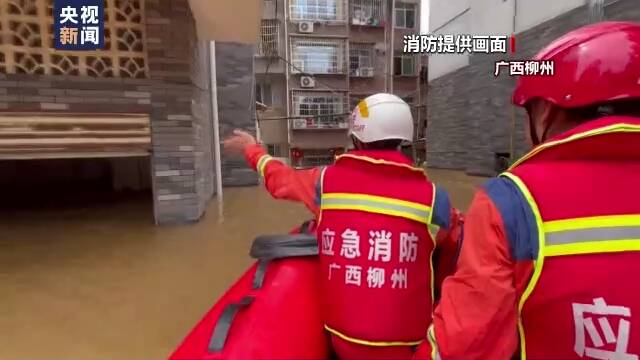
210,41 -> 224,203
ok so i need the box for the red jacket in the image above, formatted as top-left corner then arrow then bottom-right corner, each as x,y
243,145 -> 462,299
416,116 -> 640,360
318,150 -> 441,345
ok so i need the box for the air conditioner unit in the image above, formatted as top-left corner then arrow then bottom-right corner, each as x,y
300,76 -> 315,88
299,21 -> 314,33
293,118 -> 307,129
359,67 -> 374,77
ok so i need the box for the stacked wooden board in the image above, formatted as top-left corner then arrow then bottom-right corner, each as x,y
0,113 -> 151,160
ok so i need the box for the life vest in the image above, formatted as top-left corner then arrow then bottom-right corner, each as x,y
503,116 -> 640,360
317,150 -> 440,346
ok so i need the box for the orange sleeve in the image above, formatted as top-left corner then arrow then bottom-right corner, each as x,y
244,144 -> 321,217
431,189 -> 519,360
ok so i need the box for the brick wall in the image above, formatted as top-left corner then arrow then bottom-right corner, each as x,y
426,0 -> 640,176
145,0 -> 215,224
0,74 -> 151,113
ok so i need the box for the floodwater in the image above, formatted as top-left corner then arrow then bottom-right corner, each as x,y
0,169 -> 485,360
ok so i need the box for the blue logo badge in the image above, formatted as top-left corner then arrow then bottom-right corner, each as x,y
54,0 -> 104,50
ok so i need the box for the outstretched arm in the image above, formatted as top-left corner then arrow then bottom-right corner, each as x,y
223,130 -> 322,217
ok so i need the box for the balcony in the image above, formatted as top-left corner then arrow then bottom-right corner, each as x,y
290,38 -> 347,75
289,0 -> 347,23
351,0 -> 384,26
350,43 -> 375,77
291,91 -> 349,130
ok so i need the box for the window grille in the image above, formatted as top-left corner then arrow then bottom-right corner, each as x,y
290,37 -> 346,74
351,0 -> 383,26
349,42 -> 374,77
0,0 -> 147,77
289,0 -> 346,22
266,144 -> 286,157
291,91 -> 348,129
258,19 -> 279,56
394,1 -> 416,29
299,149 -> 335,166
394,55 -> 417,76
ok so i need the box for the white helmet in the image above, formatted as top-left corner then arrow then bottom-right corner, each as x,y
348,93 -> 414,143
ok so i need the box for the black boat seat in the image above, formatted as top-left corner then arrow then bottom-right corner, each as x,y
249,233 -> 319,260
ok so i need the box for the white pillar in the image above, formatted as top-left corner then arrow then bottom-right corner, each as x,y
210,41 -> 224,202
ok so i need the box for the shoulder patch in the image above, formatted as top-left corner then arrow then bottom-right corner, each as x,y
431,185 -> 451,229
483,177 -> 539,260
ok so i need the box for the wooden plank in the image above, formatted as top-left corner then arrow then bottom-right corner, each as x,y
0,116 -> 150,126
0,130 -> 151,138
0,137 -> 151,147
0,151 -> 150,160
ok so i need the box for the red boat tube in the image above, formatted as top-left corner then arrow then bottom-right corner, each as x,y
169,221 -> 330,360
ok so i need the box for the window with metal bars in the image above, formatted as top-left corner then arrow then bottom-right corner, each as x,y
351,0 -> 384,26
394,55 -> 417,76
290,38 -> 346,74
349,43 -> 374,77
289,0 -> 346,22
394,1 -> 416,29
258,19 -> 279,56
291,91 -> 349,129
299,149 -> 335,167
266,144 -> 286,157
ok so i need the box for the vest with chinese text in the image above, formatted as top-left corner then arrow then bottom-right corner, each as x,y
318,150 -> 439,346
503,116 -> 640,360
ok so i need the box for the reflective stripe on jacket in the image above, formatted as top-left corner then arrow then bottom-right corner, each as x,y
504,116 -> 640,360
318,150 -> 450,346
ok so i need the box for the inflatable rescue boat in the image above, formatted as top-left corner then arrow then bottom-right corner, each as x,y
169,221 -> 331,360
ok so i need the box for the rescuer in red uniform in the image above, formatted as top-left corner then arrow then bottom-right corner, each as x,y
224,93 -> 462,360
413,21 -> 640,360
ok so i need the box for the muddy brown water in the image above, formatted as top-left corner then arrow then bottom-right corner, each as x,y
0,169 -> 485,360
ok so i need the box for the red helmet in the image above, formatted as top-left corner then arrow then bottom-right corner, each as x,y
512,21 -> 640,109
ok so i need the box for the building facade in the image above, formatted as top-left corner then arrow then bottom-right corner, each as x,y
426,0 -> 640,176
254,0 -> 425,167
0,0 -> 257,224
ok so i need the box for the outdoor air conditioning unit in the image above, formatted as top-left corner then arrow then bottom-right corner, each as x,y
359,67 -> 374,77
299,21 -> 314,33
293,118 -> 307,129
300,76 -> 315,88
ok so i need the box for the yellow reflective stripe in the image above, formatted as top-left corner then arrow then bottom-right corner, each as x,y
323,193 -> 431,212
543,215 -> 640,256
501,172 -> 545,360
256,154 -> 274,177
324,325 -> 422,347
546,239 -> 640,257
544,215 -> 640,233
427,325 -> 440,360
321,193 -> 431,224
317,167 -> 328,225
428,224 -> 440,241
336,153 -> 426,173
510,124 -> 640,170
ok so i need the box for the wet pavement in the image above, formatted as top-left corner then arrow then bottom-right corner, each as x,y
0,169 -> 485,360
